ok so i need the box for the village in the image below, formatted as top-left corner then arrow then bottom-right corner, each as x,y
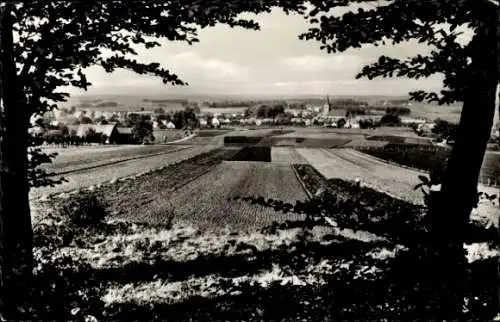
29,96 -> 496,148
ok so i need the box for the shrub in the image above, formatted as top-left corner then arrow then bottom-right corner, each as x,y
379,114 -> 402,126
60,193 -> 108,227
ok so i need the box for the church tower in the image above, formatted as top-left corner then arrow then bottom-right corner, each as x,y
323,95 -> 331,115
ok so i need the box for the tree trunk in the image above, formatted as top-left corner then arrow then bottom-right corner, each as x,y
424,8 -> 500,320
0,5 -> 33,319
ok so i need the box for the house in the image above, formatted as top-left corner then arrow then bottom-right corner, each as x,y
211,117 -> 220,127
200,119 -> 208,127
166,121 -> 176,129
68,123 -> 119,143
116,127 -> 134,144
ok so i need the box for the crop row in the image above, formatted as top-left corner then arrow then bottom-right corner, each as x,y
156,162 -> 309,230
99,148 -> 241,221
30,145 -> 219,200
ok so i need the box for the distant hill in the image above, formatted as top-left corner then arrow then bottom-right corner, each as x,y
59,93 -> 469,123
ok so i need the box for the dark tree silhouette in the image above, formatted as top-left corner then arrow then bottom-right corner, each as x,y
297,0 -> 500,318
0,1 -> 307,318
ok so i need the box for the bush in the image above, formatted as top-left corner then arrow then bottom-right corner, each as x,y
60,193 -> 108,227
379,114 -> 402,126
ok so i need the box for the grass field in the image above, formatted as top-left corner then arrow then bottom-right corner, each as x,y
357,144 -> 500,185
41,145 -> 186,174
407,102 -> 462,123
30,145 -> 217,201
200,107 -> 247,115
271,147 -> 308,164
153,129 -> 186,143
295,148 -> 434,204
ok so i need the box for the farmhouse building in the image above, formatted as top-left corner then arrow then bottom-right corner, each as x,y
116,127 -> 134,144
68,123 -> 120,143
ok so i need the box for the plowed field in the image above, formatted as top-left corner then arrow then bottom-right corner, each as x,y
163,162 -> 309,230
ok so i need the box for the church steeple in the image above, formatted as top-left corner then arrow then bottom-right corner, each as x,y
323,95 -> 331,114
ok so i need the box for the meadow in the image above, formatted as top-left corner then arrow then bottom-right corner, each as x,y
358,144 -> 500,186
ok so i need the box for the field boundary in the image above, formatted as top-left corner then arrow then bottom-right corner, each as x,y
353,148 -> 430,174
164,133 -> 196,144
290,164 -> 312,199
47,146 -> 190,176
291,165 -> 353,228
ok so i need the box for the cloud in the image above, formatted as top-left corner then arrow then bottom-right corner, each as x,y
166,51 -> 253,80
66,8 -> 447,98
69,51 -> 253,95
238,77 -> 444,96
281,55 -> 364,72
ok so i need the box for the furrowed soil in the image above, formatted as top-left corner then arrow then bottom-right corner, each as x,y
164,162 -> 309,230
98,148 -> 241,222
30,145 -> 218,201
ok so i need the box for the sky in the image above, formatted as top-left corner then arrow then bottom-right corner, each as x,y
70,8 -> 453,98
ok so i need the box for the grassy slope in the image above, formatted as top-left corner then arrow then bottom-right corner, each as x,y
33,175 -> 499,322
